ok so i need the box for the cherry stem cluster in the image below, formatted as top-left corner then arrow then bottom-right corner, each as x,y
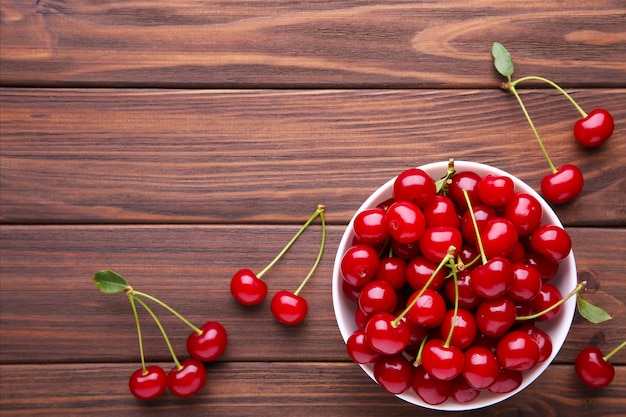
257,205 -> 326,280
294,204 -> 326,296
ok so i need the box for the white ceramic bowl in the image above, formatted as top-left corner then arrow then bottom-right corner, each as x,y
332,160 -> 577,410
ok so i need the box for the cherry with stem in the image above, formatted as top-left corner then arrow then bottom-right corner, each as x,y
230,205 -> 326,306
271,204 -> 326,325
576,340 -> 626,388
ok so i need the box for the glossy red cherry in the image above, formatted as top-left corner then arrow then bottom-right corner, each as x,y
462,346 -> 500,390
418,226 -> 462,263
481,217 -> 518,259
166,358 -> 207,398
406,256 -> 446,291
575,347 -> 616,388
358,280 -> 398,315
129,366 -> 167,401
439,309 -> 477,350
271,290 -> 308,325
444,269 -> 482,310
517,323 -> 553,363
525,250 -> 559,281
393,167 -> 436,208
506,263 -> 542,303
477,174 -> 515,207
373,354 -> 414,394
540,164 -> 584,205
364,312 -> 410,355
460,204 -> 497,246
530,283 -> 563,321
504,192 -> 543,237
448,170 -> 481,212
422,339 -> 465,381
385,201 -> 426,244
423,195 -> 461,228
449,376 -> 481,404
406,288 -> 446,328
186,321 -> 228,362
496,330 -> 540,371
230,269 -> 268,306
476,296 -> 516,338
487,368 -> 523,394
530,224 -> 572,264
374,257 -> 407,290
470,256 -> 514,299
574,109 -> 614,148
346,328 -> 381,364
412,366 -> 451,405
340,244 -> 380,287
352,207 -> 390,247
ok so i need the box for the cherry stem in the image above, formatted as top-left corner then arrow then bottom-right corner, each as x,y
132,295 -> 182,370
516,280 -> 587,321
257,205 -> 324,279
604,340 -> 626,362
511,76 -> 587,118
506,84 -> 557,173
413,333 -> 430,367
435,157 -> 456,194
462,189 -> 488,265
294,205 -> 326,296
128,293 -> 147,374
392,247 -> 455,328
131,290 -> 202,335
444,256 -> 460,349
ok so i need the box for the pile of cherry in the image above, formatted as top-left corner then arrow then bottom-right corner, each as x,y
339,162 -> 578,405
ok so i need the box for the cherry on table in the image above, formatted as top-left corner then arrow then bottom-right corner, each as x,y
230,269 -> 268,306
574,108 -> 614,148
575,341 -> 626,388
129,366 -> 167,401
186,321 -> 228,362
540,164 -> 584,205
271,290 -> 308,325
166,358 -> 207,398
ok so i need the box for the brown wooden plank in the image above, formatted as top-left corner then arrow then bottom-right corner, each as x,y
0,362 -> 624,417
1,225 -> 624,364
1,1 -> 625,88
2,88 -> 625,225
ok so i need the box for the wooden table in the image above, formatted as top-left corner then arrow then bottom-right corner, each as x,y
1,1 -> 625,416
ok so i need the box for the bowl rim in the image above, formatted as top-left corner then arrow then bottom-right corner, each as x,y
331,160 -> 577,411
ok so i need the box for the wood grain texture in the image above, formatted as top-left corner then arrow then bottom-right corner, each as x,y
2,88 -> 625,225
1,1 -> 625,87
1,225 -> 624,365
1,363 -> 625,417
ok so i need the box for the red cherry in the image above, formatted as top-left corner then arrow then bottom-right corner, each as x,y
496,330 -> 540,371
444,270 -> 482,310
166,358 -> 207,398
504,193 -> 543,237
412,366 -> 451,405
506,263 -> 542,303
364,312 -> 410,355
531,283 -> 563,321
439,309 -> 477,349
574,109 -> 614,148
481,217 -> 519,259
422,339 -> 465,381
423,195 -> 461,228
449,376 -> 481,404
406,256 -> 446,292
525,250 -> 559,282
340,244 -> 380,287
373,354 -> 414,394
129,366 -> 167,401
346,328 -> 381,364
476,296 -> 516,338
540,164 -> 584,204
575,347 -> 615,388
448,171 -> 481,212
477,174 -> 515,207
470,256 -> 514,299
230,269 -> 268,306
517,323 -> 553,363
530,224 -> 572,264
385,200 -> 426,244
270,290 -> 308,325
186,321 -> 228,362
418,226 -> 462,263
406,289 -> 446,328
352,207 -> 390,246
462,346 -> 500,390
374,257 -> 407,290
358,280 -> 398,315
487,368 -> 523,394
460,204 -> 497,247
393,167 -> 437,208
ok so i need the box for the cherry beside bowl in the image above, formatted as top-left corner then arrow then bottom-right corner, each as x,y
332,160 -> 577,411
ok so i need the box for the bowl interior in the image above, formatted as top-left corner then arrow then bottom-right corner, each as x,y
332,160 -> 577,411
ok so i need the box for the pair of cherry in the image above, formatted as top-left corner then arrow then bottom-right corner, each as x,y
493,42 -> 615,205
230,205 -> 326,325
94,270 -> 228,400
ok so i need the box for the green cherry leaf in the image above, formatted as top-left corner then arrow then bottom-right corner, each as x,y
577,295 -> 612,324
492,42 -> 514,81
94,270 -> 131,294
